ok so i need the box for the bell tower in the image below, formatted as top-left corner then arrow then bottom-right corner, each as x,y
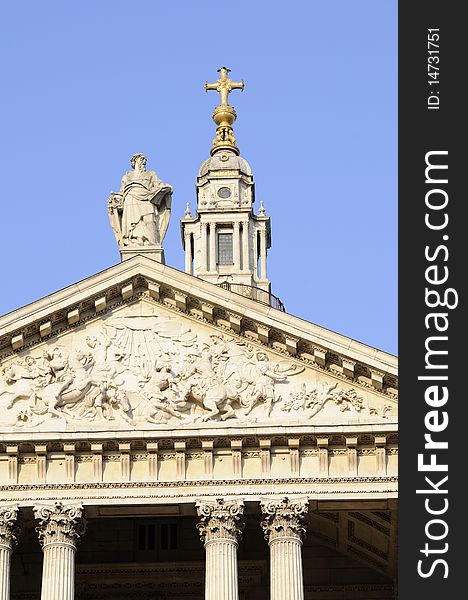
181,68 -> 277,306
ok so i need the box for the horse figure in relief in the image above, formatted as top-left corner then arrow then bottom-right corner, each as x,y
173,352 -> 240,421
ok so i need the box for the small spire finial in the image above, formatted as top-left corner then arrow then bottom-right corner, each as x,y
259,200 -> 266,216
204,67 -> 245,156
185,202 -> 192,218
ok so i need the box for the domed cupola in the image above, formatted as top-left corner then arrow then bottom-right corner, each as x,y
181,68 -> 283,310
196,148 -> 254,212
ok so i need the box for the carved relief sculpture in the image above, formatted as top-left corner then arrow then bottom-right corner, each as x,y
0,305 -> 395,430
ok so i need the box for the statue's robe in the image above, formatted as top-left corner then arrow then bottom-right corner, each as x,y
120,170 -> 172,246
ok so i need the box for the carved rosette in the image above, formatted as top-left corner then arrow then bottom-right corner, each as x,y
34,502 -> 86,549
260,497 -> 309,544
196,498 -> 244,545
0,506 -> 19,550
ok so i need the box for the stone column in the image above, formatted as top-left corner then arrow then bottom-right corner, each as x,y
0,506 -> 19,600
253,230 -> 259,279
259,227 -> 267,280
233,222 -> 241,270
184,232 -> 192,274
196,498 -> 244,600
242,221 -> 249,272
261,497 -> 309,600
34,502 -> 86,600
201,222 -> 208,272
209,223 -> 216,272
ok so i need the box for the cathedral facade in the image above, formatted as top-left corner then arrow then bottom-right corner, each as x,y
0,69 -> 398,600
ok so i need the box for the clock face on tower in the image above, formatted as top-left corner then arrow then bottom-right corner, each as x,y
217,187 -> 231,199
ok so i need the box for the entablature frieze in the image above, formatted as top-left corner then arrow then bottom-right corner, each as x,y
0,427 -> 398,505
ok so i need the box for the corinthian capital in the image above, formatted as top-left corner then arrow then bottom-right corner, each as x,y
260,497 -> 309,543
0,505 -> 19,550
196,498 -> 244,544
34,502 -> 86,548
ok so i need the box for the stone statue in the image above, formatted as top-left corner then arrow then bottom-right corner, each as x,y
108,153 -> 172,249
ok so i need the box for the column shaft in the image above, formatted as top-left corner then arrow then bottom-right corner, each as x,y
0,546 -> 12,600
184,233 -> 192,274
34,502 -> 86,600
260,227 -> 267,280
209,223 -> 216,272
242,221 -> 249,272
40,544 -> 75,600
254,230 -> 259,278
233,222 -> 241,270
201,222 -> 208,271
261,497 -> 308,600
205,538 -> 239,600
197,498 -> 244,600
270,538 -> 304,600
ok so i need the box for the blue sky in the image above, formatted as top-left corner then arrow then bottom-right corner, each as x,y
0,0 -> 397,354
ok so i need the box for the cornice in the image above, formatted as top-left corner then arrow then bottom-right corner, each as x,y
0,476 -> 398,498
0,425 -> 398,445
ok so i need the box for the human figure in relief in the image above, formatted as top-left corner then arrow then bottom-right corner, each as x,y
243,352 -> 286,416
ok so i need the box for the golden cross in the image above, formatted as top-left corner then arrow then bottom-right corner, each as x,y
205,67 -> 244,107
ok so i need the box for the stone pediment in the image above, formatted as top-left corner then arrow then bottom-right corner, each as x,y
0,256 -> 397,434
